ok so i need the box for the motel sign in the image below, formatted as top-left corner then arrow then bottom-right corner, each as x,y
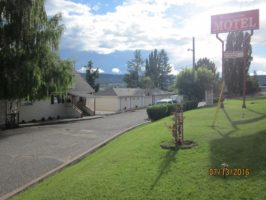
211,9 -> 260,110
211,9 -> 259,34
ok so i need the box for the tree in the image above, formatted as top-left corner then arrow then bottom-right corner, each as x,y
196,67 -> 215,100
195,57 -> 220,96
195,57 -> 216,74
140,76 -> 154,93
245,70 -> 260,95
246,76 -> 260,95
85,61 -> 100,92
145,49 -> 160,87
176,68 -> 215,101
0,0 -> 73,101
224,31 -> 252,95
124,50 -> 143,88
176,68 -> 198,100
145,49 -> 171,90
158,49 -> 172,90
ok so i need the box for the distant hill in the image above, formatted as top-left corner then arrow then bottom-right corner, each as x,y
79,73 -> 176,90
79,73 -> 126,89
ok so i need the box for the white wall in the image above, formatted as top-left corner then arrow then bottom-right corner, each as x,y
130,96 -> 143,109
19,100 -> 81,122
0,100 -> 6,126
120,97 -> 131,111
144,96 -> 152,107
88,96 -> 119,112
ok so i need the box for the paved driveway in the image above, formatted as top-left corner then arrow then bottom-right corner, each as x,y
0,109 -> 148,198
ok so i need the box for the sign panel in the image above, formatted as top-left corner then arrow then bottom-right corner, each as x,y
224,51 -> 244,59
211,9 -> 259,34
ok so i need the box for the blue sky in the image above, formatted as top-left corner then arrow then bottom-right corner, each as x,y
45,0 -> 266,75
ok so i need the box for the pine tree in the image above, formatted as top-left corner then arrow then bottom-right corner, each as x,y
85,61 -> 100,92
224,31 -> 252,95
158,49 -> 171,90
145,49 -> 171,90
124,50 -> 143,88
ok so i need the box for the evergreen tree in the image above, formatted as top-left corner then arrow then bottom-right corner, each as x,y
124,50 -> 143,88
145,49 -> 171,90
0,0 -> 73,100
85,61 -> 100,92
224,31 -> 252,95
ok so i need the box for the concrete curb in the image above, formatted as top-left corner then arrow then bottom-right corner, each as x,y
19,116 -> 103,128
1,120 -> 151,200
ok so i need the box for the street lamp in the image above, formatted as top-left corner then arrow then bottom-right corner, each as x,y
187,37 -> 195,68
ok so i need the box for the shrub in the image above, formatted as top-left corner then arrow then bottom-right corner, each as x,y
147,104 -> 176,121
183,100 -> 198,111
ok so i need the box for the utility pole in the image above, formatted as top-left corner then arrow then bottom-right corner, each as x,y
188,37 -> 195,68
192,37 -> 195,68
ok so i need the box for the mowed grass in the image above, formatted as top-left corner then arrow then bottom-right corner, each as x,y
14,97 -> 266,200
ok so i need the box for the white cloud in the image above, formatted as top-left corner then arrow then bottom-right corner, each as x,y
77,67 -> 104,73
46,0 -> 266,73
98,68 -> 105,73
256,70 -> 266,75
112,67 -> 121,74
77,66 -> 87,73
169,65 -> 180,75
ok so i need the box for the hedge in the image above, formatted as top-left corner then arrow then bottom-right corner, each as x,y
146,100 -> 198,121
146,104 -> 176,121
182,100 -> 198,111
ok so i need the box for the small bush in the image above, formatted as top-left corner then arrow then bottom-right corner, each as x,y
147,104 -> 176,121
183,100 -> 198,111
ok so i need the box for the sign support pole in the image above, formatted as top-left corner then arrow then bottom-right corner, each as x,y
242,30 -> 254,109
216,33 -> 224,108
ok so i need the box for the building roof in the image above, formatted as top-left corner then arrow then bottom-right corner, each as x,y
150,88 -> 174,95
96,87 -> 174,97
68,72 -> 94,97
96,88 -> 145,97
256,75 -> 266,86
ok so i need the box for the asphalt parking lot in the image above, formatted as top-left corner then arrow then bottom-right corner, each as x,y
0,109 -> 148,198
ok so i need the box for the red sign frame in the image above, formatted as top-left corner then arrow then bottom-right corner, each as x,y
211,9 -> 259,34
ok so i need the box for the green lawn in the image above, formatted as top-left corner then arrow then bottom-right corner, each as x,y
14,97 -> 266,200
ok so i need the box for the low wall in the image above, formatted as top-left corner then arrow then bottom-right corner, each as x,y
19,100 -> 65,122
19,100 -> 81,122
0,100 -> 6,126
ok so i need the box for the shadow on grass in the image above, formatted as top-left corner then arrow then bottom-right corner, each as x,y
210,129 -> 266,178
246,107 -> 266,116
222,108 -> 266,127
211,109 -> 239,138
150,150 -> 178,190
211,107 -> 266,178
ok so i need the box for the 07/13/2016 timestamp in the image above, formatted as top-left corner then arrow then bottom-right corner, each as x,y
209,168 -> 251,176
